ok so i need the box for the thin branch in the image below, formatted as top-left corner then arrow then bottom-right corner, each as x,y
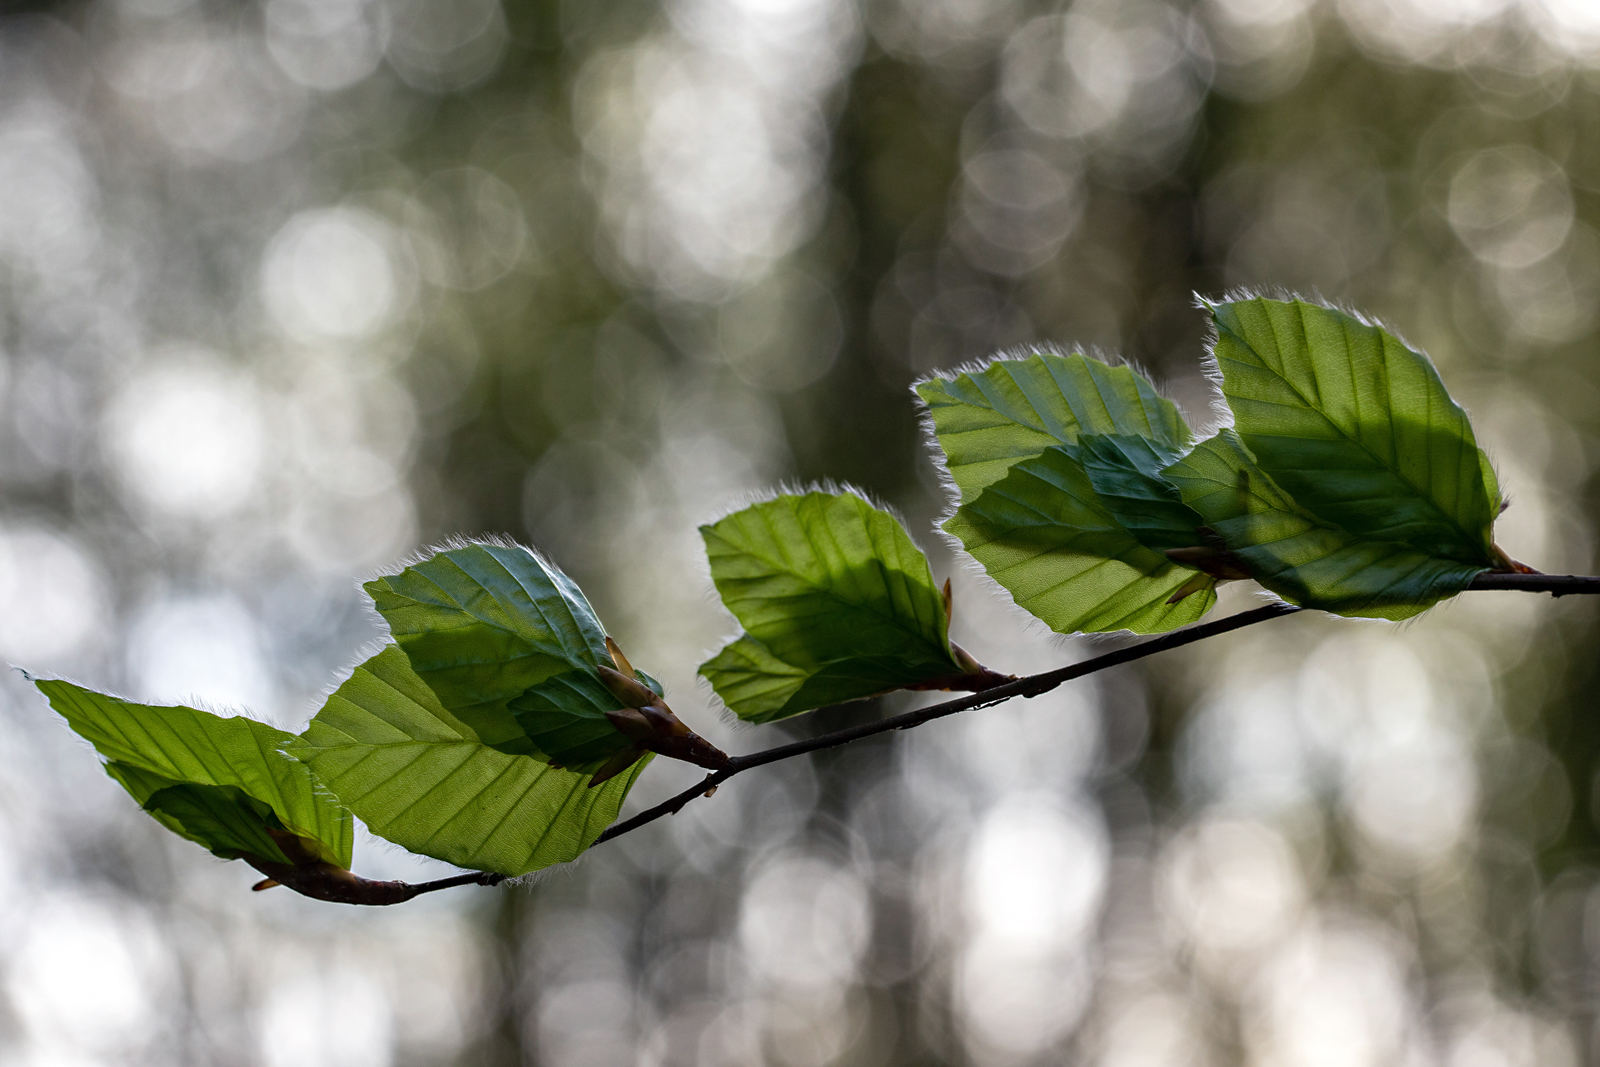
1466,573 -> 1600,595
594,602 -> 1304,845
595,573 -> 1600,848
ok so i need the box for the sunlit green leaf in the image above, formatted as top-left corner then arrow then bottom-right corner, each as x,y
367,542 -> 683,779
35,681 -> 352,866
1163,430 -> 1485,620
1209,296 -> 1498,566
946,445 -> 1216,634
288,645 -> 649,876
698,491 -> 968,721
916,351 -> 1193,502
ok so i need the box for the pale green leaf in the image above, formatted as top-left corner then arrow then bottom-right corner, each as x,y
698,491 -> 964,720
916,351 -> 1192,502
36,681 -> 352,866
1162,430 -> 1485,620
946,445 -> 1216,634
1209,296 -> 1498,565
695,635 -> 808,725
288,645 -> 649,876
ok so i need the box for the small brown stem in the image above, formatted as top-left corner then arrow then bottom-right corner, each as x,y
244,856 -> 506,906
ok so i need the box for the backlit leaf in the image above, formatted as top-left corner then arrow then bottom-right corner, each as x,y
698,491 -> 970,721
1162,430 -> 1484,620
35,680 -> 352,867
916,351 -> 1192,502
366,541 -> 665,774
946,444 -> 1216,634
1209,296 -> 1498,566
288,645 -> 649,876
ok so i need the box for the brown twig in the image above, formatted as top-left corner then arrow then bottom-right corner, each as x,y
327,574 -> 1600,899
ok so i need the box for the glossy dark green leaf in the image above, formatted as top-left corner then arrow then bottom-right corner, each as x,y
1162,430 -> 1485,620
1209,296 -> 1498,566
698,491 -> 970,721
946,445 -> 1216,634
916,351 -> 1193,502
507,668 -> 663,775
364,542 -> 615,753
1071,433 -> 1209,553
36,680 -> 352,866
288,645 -> 650,876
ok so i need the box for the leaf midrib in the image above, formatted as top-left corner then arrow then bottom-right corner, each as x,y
1216,309 -> 1485,556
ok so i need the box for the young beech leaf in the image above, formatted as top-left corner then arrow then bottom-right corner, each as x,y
34,681 -> 352,867
364,542 -> 614,753
287,644 -> 650,876
1162,430 -> 1486,620
1071,434 -> 1211,553
365,542 -> 722,778
699,491 -> 989,723
946,442 -> 1217,635
1209,296 -> 1500,567
916,350 -> 1192,503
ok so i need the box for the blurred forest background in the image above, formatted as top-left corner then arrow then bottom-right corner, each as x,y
1,0 -> 1599,1064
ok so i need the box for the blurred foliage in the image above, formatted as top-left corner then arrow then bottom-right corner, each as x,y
1,0 -> 1600,1063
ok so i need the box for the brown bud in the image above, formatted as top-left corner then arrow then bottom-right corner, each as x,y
596,663 -> 658,708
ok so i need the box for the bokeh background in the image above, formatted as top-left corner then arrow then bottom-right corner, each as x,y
1,0 -> 1599,1063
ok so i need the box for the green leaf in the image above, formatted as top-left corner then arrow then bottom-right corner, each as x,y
1209,296 -> 1498,566
1071,433 -> 1210,553
1162,430 -> 1485,620
916,351 -> 1193,503
35,681 -> 352,867
364,542 -> 610,748
946,445 -> 1217,634
288,645 -> 650,876
364,541 -> 632,764
698,491 -> 966,721
507,668 -> 663,775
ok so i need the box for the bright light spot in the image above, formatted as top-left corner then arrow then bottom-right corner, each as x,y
8,897 -> 167,1054
1445,1000 -> 1577,1067
103,355 -> 264,519
266,0 -> 389,91
959,941 -> 1092,1058
1159,818 -> 1305,962
966,796 -> 1108,949
1449,146 -> 1573,269
1097,994 -> 1205,1067
0,526 -> 105,663
259,965 -> 394,1067
1344,724 -> 1477,861
1247,923 -> 1411,1067
263,208 -> 399,340
127,593 -> 277,715
739,854 -> 871,990
0,110 -> 99,277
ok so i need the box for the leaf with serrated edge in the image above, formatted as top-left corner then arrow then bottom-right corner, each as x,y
289,645 -> 649,876
1162,430 -> 1484,620
698,491 -> 964,721
697,635 -> 809,725
947,445 -> 1216,634
35,681 -> 352,866
364,542 -> 615,752
1209,296 -> 1498,566
366,541 -> 665,777
916,351 -> 1192,503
